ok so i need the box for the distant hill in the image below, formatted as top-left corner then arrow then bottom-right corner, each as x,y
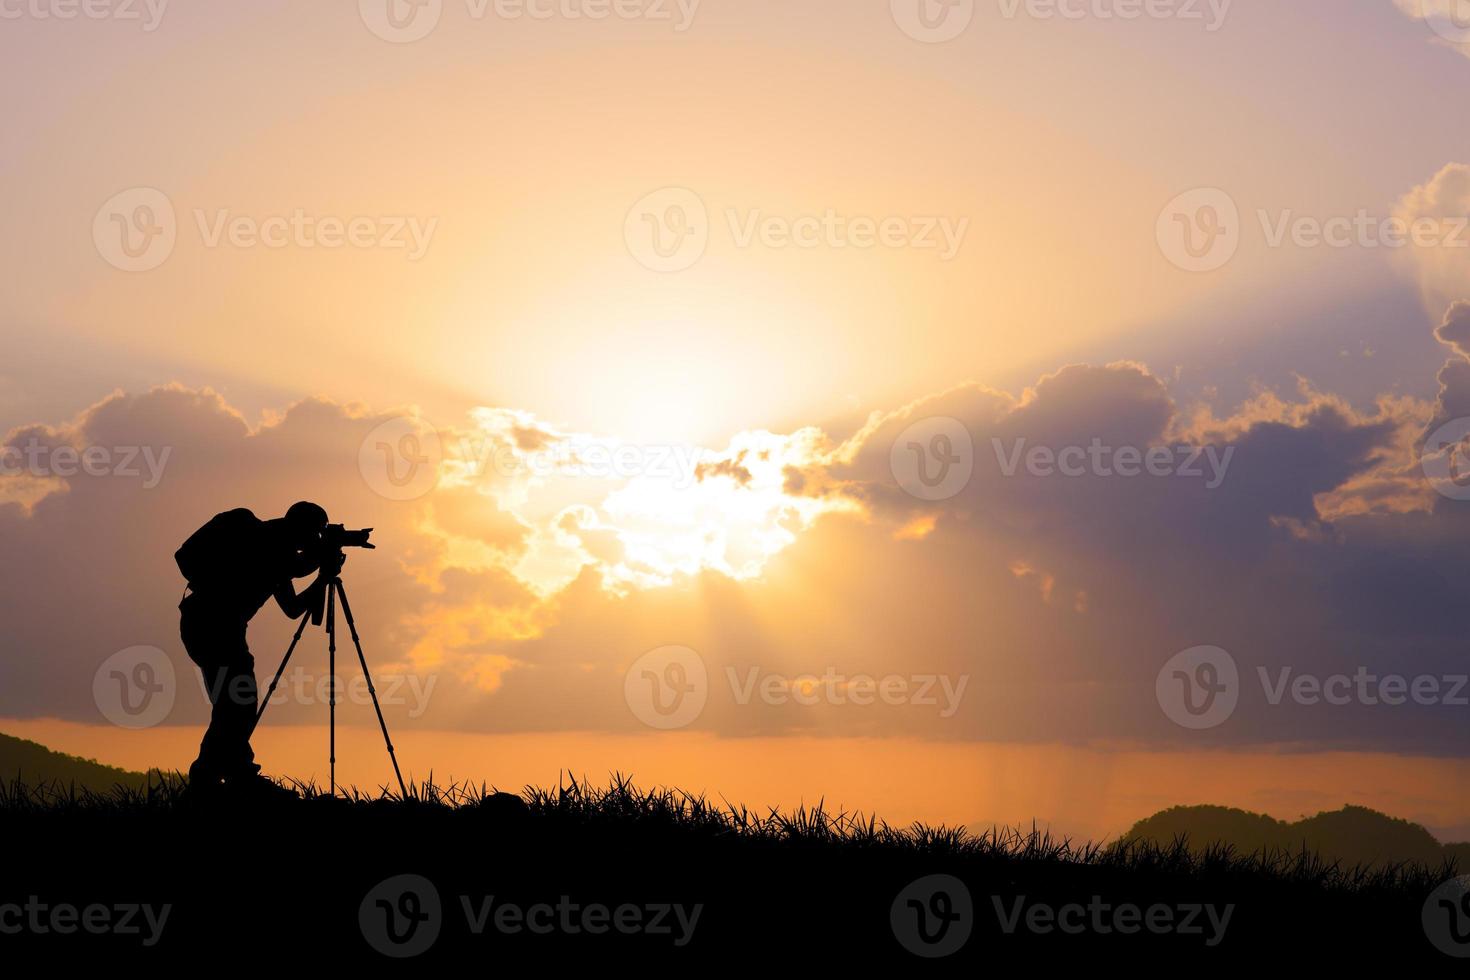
1124,803 -> 1470,870
0,731 -> 150,792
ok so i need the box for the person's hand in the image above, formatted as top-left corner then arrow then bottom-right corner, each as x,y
321,550 -> 346,579
303,576 -> 329,625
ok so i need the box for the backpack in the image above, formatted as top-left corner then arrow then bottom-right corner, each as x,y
175,509 -> 263,588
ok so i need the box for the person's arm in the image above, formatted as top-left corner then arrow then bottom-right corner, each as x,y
273,552 -> 343,619
288,549 -> 321,579
274,577 -> 324,620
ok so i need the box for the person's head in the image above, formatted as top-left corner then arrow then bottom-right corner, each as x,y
284,501 -> 329,549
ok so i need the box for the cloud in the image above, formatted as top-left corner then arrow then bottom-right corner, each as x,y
0,389 -> 455,728
1434,299 -> 1470,359
5,320 -> 1470,757
1393,163 -> 1470,314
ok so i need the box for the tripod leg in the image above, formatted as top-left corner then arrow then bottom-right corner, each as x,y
326,581 -> 338,797
333,580 -> 409,798
250,611 -> 312,736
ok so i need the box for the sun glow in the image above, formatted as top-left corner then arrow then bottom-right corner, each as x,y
436,412 -> 854,596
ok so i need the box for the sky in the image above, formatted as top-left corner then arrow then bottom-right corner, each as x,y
4,0 -> 1470,841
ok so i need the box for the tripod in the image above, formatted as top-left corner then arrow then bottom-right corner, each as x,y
252,575 -> 408,797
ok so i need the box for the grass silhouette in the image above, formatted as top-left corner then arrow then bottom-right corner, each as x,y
0,772 -> 1455,965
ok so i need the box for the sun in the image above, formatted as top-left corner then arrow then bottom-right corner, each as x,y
439,412 -> 851,595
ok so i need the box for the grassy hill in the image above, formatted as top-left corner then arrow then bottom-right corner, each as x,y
0,775 -> 1461,966
0,734 -> 1464,965
0,731 -> 149,791
1124,803 -> 1470,870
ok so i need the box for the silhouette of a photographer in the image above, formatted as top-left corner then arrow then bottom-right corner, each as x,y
175,501 -> 343,795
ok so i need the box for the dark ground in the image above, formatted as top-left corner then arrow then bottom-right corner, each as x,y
0,775 -> 1461,967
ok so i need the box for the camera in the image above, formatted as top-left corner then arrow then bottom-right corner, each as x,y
322,523 -> 375,552
306,525 -> 373,623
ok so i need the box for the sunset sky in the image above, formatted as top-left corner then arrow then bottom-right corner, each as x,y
4,1 -> 1470,842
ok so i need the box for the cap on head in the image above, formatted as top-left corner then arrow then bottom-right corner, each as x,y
285,501 -> 329,533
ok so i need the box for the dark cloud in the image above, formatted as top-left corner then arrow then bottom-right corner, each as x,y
6,336 -> 1470,757
1434,301 -> 1470,361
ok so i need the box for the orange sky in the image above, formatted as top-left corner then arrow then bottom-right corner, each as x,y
10,719 -> 1470,843
6,1 -> 1470,846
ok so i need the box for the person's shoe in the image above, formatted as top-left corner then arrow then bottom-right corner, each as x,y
185,761 -> 224,793
225,771 -> 299,803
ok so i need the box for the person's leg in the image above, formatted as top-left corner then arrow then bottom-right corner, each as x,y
191,659 -> 233,784
183,608 -> 257,784
215,649 -> 259,779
